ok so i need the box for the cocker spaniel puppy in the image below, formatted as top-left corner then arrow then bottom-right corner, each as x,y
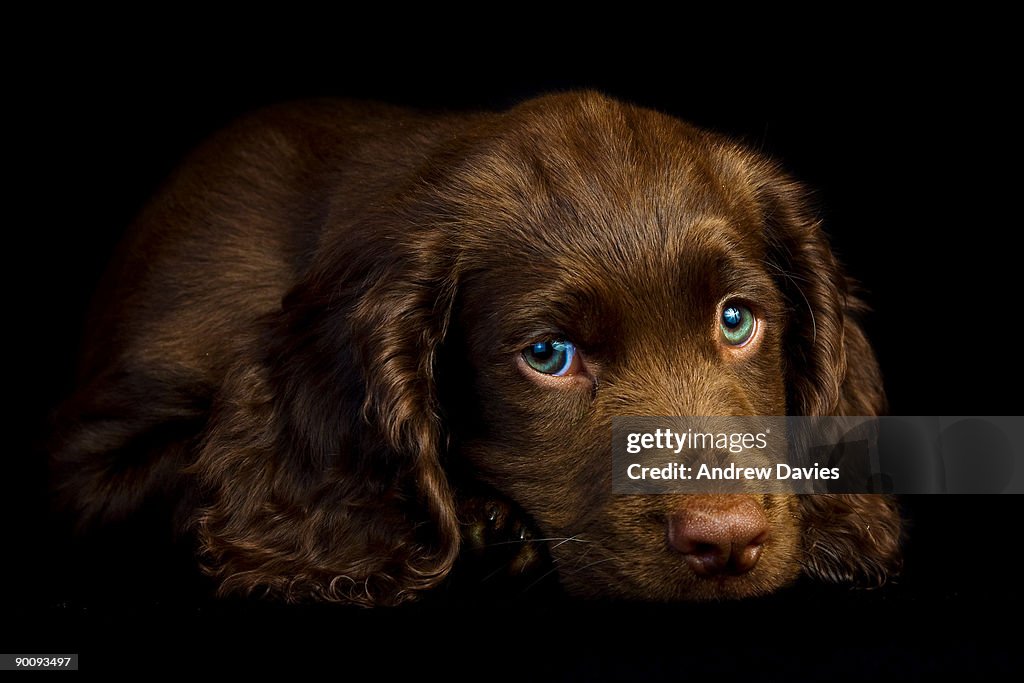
53,92 -> 901,604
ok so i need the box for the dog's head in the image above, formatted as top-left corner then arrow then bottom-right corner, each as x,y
196,92 -> 901,603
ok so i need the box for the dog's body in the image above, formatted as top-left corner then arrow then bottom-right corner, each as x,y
54,93 -> 901,604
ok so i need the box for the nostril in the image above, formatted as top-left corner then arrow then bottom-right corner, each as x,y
692,542 -> 720,557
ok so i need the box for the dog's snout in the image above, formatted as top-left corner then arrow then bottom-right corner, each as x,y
667,497 -> 769,576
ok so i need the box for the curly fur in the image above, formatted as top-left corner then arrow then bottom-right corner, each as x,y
52,93 -> 901,604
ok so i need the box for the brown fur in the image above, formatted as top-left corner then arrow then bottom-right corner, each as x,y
52,93 -> 901,605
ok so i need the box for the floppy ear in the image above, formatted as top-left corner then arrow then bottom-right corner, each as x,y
757,173 -> 885,417
756,168 -> 902,586
797,491 -> 902,587
192,209 -> 461,605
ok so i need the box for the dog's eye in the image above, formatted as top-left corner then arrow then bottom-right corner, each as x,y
720,303 -> 756,346
522,340 -> 578,376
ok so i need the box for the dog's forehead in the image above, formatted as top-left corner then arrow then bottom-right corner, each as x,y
516,95 -> 759,209
454,123 -> 766,279
450,95 -> 768,267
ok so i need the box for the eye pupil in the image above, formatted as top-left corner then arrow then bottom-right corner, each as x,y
531,342 -> 554,360
719,303 -> 756,347
523,340 -> 576,376
722,307 -> 743,328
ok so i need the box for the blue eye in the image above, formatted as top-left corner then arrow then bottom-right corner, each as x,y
522,340 -> 577,376
720,303 -> 756,346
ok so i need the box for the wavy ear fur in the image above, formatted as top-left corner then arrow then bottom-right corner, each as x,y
756,168 -> 902,587
192,207 -> 461,605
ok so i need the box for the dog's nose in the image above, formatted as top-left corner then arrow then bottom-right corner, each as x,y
667,497 -> 769,576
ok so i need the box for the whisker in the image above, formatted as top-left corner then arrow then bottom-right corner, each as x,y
520,564 -> 563,593
567,544 -> 595,568
482,536 -> 591,548
562,556 -> 617,576
521,538 -> 600,594
552,534 -> 589,549
763,257 -> 817,344
480,564 -> 510,584
762,258 -> 814,284
477,537 -> 593,585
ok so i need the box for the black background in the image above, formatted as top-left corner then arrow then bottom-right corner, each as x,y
6,29 -> 1022,677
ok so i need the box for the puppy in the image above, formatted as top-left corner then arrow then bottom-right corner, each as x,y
53,92 -> 901,604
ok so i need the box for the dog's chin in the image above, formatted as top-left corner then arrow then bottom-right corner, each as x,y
551,540 -> 803,602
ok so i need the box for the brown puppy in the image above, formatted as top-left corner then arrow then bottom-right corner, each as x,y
53,93 -> 901,605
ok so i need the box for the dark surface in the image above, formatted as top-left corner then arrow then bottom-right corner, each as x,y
7,30 -> 1022,677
